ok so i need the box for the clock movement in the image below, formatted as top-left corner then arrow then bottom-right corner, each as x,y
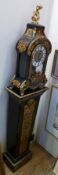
3,5 -> 52,171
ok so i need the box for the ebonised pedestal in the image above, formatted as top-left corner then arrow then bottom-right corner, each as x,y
3,87 -> 48,172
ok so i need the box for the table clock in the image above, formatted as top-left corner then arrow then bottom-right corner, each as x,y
3,5 -> 52,171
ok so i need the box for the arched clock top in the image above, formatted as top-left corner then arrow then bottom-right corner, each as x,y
27,37 -> 52,56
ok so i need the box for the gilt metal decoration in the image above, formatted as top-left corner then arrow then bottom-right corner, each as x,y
31,5 -> 43,24
17,40 -> 27,53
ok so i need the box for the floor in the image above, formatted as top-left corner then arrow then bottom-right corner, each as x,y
5,143 -> 56,175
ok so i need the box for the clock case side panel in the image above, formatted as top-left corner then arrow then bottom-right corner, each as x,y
16,51 -> 30,81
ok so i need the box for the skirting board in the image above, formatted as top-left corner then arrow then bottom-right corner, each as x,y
52,160 -> 58,175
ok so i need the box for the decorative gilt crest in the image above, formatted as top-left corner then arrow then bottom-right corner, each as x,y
17,40 -> 27,52
31,5 -> 43,24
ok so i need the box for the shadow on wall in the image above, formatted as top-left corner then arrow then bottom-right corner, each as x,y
0,91 -> 8,152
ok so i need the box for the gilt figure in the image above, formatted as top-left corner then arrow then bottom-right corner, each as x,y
31,5 -> 43,24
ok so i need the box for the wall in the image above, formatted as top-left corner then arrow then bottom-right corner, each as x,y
35,0 -> 58,158
0,0 -> 54,151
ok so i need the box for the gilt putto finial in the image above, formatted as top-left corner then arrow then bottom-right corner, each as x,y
31,5 -> 43,24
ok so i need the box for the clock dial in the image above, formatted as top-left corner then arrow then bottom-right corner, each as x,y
32,45 -> 46,73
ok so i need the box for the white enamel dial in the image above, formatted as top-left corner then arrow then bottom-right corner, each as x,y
32,45 -> 46,73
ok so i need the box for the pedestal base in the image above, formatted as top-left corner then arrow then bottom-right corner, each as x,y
3,150 -> 32,172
